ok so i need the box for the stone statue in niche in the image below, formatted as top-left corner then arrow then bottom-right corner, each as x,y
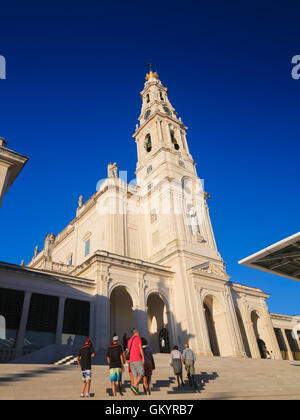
189,206 -> 201,235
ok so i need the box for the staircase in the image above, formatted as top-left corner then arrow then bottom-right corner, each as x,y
0,354 -> 299,400
54,355 -> 77,366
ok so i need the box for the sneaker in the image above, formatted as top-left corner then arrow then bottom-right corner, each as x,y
130,385 -> 139,395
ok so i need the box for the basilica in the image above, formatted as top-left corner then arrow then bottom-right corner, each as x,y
0,69 -> 299,363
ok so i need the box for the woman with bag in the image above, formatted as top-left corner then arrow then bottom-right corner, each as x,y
170,345 -> 184,388
141,337 -> 155,395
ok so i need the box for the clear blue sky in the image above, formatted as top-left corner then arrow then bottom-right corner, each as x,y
0,0 -> 299,315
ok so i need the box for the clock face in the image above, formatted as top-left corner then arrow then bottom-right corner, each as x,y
163,106 -> 171,115
144,109 -> 151,120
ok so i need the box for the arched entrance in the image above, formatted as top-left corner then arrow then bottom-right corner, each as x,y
203,294 -> 231,357
147,293 -> 169,353
251,310 -> 268,359
110,286 -> 135,344
159,328 -> 170,353
204,301 -> 220,356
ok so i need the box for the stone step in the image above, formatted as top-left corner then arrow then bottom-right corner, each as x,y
0,354 -> 299,400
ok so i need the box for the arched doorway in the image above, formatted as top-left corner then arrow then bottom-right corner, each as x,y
159,328 -> 170,353
203,294 -> 231,357
110,286 -> 135,344
147,293 -> 169,353
251,310 -> 268,359
204,301 -> 220,356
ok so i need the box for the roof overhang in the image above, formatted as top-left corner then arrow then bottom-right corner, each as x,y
239,232 -> 300,282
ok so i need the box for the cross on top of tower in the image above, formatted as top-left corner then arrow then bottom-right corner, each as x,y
146,62 -> 154,72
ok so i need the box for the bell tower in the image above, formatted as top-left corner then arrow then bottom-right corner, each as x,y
133,66 -> 196,183
133,66 -> 221,265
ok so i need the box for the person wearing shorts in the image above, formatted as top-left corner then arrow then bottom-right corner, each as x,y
127,329 -> 144,395
106,336 -> 125,396
77,338 -> 95,398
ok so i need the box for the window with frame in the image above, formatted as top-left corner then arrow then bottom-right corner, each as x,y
85,239 -> 90,257
68,253 -> 73,266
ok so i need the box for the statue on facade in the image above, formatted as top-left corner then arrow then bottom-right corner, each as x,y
78,195 -> 83,208
189,206 -> 201,235
34,245 -> 39,257
108,162 -> 118,178
44,233 -> 55,259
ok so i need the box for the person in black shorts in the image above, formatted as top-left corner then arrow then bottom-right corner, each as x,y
106,336 -> 125,396
76,338 -> 95,398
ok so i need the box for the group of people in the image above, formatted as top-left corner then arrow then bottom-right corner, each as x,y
106,329 -> 155,397
170,344 -> 197,389
76,330 -> 197,398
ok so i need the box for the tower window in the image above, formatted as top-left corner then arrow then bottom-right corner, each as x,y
145,134 -> 152,152
159,91 -> 164,101
170,131 -> 180,150
146,94 -> 150,103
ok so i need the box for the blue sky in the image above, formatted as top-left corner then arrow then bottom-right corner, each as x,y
0,0 -> 299,315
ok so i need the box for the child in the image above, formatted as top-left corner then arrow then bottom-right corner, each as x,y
106,336 -> 125,396
76,338 -> 95,398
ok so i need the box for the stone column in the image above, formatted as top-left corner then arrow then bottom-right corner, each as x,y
281,327 -> 294,360
89,301 -> 96,344
198,305 -> 214,356
135,271 -> 148,339
14,291 -> 32,359
94,263 -> 111,352
238,296 -> 261,359
156,119 -> 164,146
222,284 -> 245,358
194,285 -> 213,356
133,306 -> 148,339
261,305 -> 282,360
55,296 -> 66,345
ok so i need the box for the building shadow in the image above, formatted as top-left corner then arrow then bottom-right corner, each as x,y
0,365 -> 63,385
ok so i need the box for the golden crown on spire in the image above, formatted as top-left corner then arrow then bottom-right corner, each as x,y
145,63 -> 159,81
145,71 -> 159,81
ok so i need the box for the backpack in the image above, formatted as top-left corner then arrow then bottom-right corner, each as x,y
124,336 -> 136,360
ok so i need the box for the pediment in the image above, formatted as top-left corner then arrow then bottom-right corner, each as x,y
191,261 -> 229,280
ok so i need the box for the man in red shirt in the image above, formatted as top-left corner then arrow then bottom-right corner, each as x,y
127,329 -> 144,395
